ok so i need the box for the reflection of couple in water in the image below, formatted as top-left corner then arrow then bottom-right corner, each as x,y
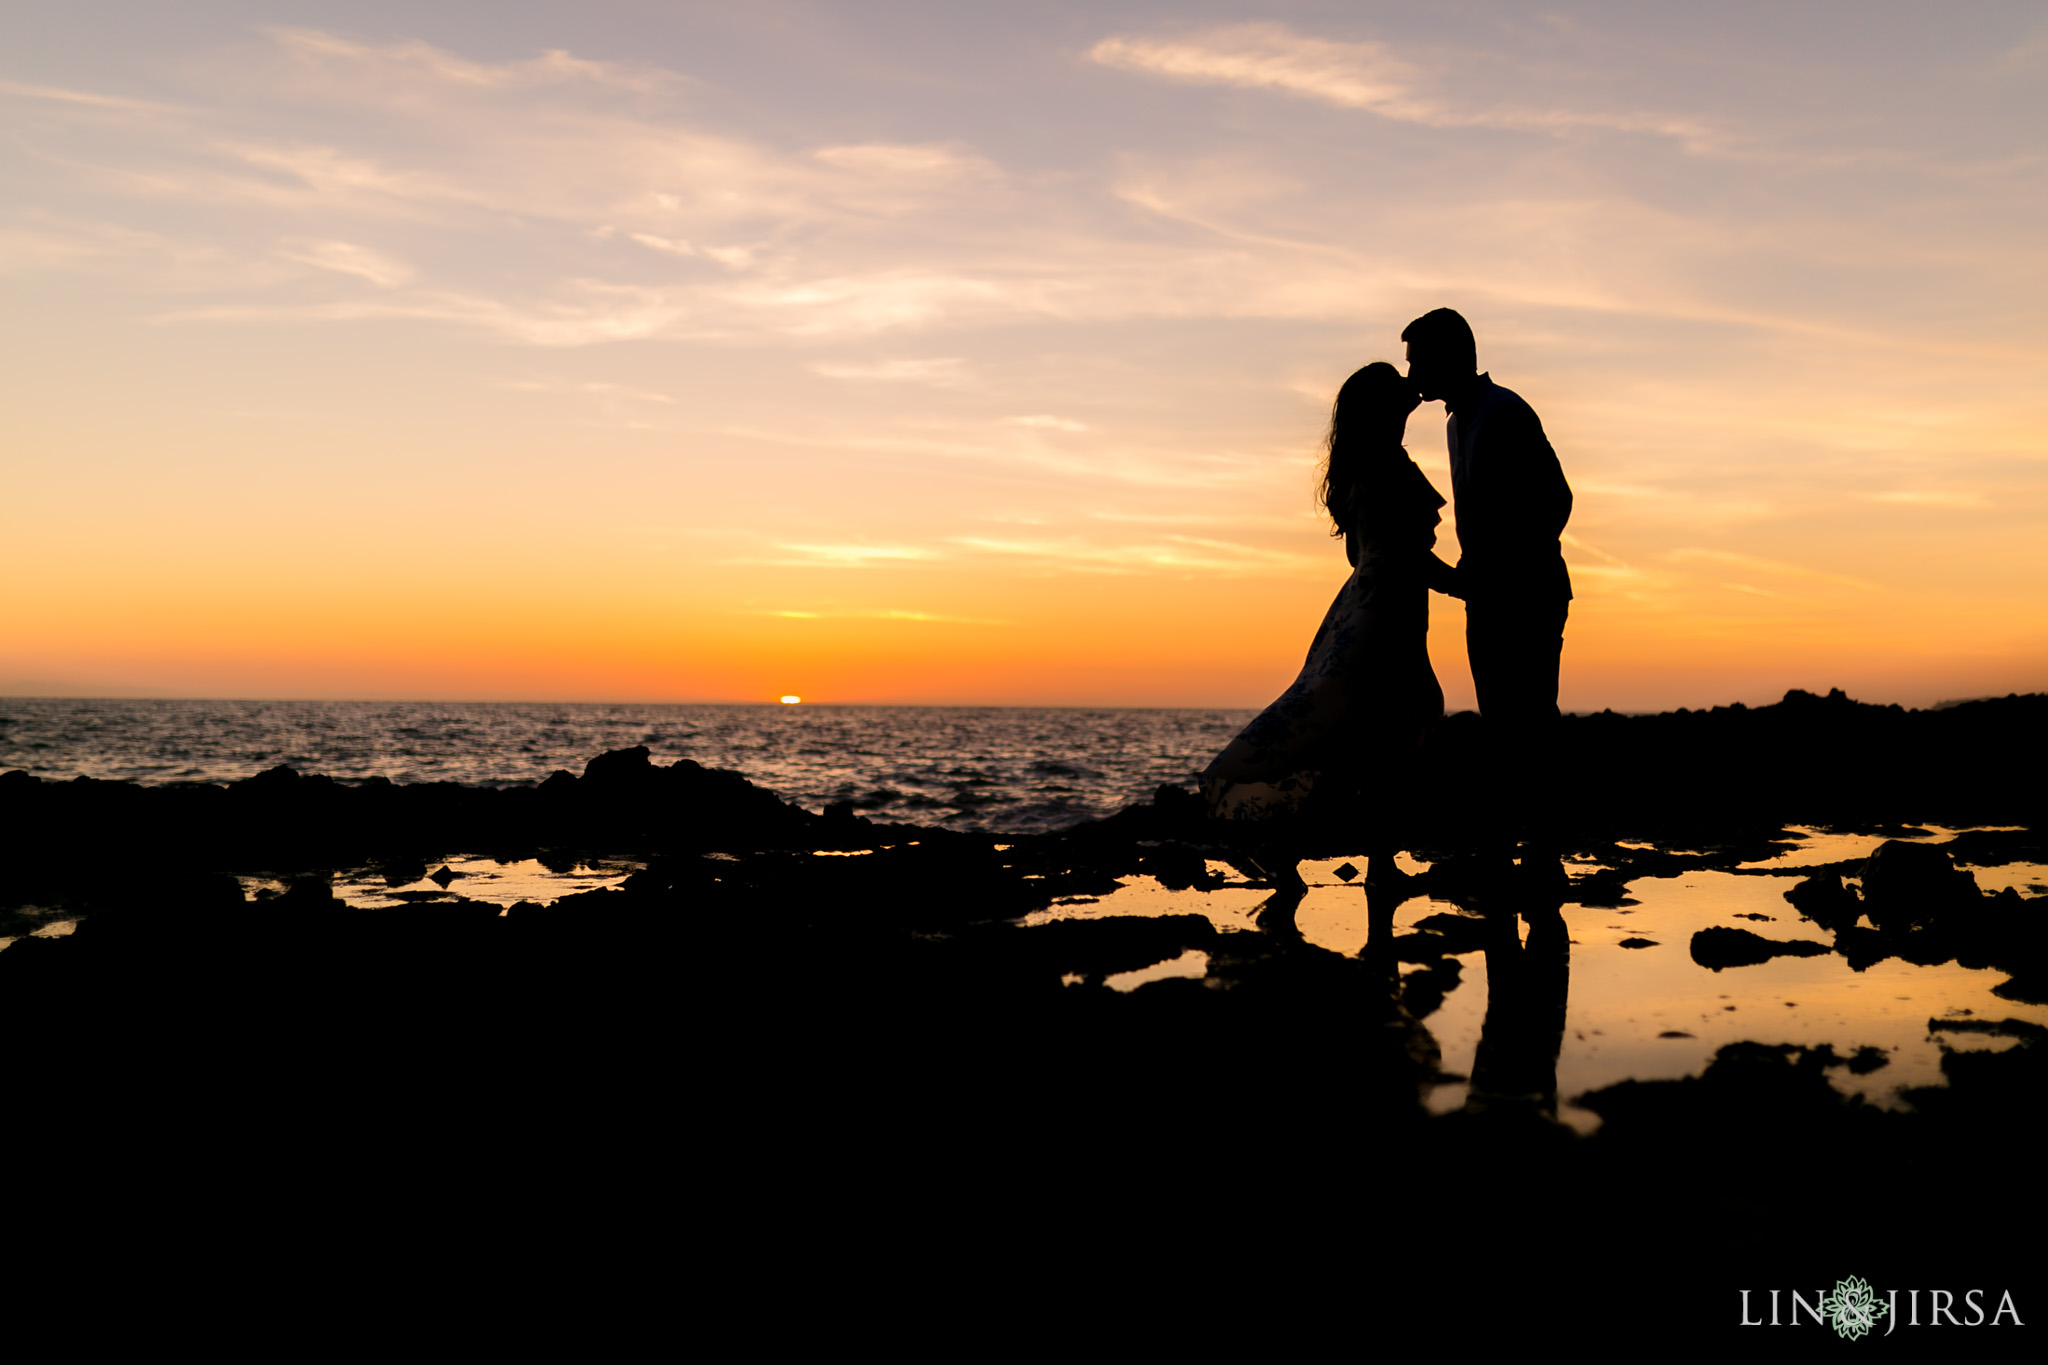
1201,307 -> 1573,894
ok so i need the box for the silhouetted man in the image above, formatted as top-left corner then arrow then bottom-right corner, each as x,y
1404,308 -> 1572,867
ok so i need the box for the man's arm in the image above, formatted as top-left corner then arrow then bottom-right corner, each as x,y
1477,402 -> 1572,543
1425,552 -> 1463,598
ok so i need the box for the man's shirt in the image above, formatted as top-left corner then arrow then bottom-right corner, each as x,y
1445,374 -> 1573,603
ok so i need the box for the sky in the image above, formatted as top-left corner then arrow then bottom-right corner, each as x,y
3,1 -> 2044,710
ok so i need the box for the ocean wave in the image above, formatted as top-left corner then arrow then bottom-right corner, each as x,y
0,698 -> 1253,834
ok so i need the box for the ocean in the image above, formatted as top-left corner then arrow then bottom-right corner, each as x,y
0,698 -> 1257,834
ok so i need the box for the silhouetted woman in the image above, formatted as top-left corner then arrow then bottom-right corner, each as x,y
1199,361 -> 1449,887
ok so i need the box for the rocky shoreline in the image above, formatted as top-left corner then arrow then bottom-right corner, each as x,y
4,688 -> 2043,1337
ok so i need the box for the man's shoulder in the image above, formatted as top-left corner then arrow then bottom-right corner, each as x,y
1469,378 -> 1545,442
1476,376 -> 1537,420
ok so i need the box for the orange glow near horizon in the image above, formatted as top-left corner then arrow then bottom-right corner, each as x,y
2,13 -> 2044,711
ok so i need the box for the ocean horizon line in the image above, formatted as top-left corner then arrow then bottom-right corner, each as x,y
3,690 -> 2040,717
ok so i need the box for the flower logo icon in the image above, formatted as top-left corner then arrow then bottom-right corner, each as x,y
1819,1275 -> 1888,1341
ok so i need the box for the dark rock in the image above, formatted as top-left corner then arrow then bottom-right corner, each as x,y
1570,872 -> 1632,907
1783,872 -> 1862,931
2,708 -> 2046,1320
582,745 -> 654,787
1832,925 -> 1894,971
1150,784 -> 1204,825
1858,840 -> 1980,932
1388,931 -> 1458,965
1407,910 -> 1494,955
231,764 -> 302,792
1332,862 -> 1360,882
1896,933 -> 1960,967
1617,937 -> 1658,949
1012,913 -> 1217,979
1138,843 -> 1209,891
1688,926 -> 1830,969
620,857 -> 719,897
275,876 -> 339,911
66,871 -> 245,944
1575,1042 -> 1878,1141
428,865 -> 459,888
1927,1015 -> 2046,1043
1941,828 -> 2048,866
1398,956 -> 1461,1018
1419,853 -> 1507,902
1992,974 -> 2048,1006
94,871 -> 247,918
380,858 -> 428,887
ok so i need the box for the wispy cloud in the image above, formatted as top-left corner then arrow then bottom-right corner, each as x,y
227,142 -> 488,210
626,232 -> 699,258
1991,24 -> 2048,75
496,375 -> 675,404
946,533 -> 1320,576
1666,548 -> 1878,592
277,238 -> 414,286
1860,490 -> 1992,510
22,23 -> 2019,364
716,272 -> 1017,335
1087,23 -> 1724,151
1089,26 -> 1424,117
766,544 -> 943,567
812,143 -> 996,178
720,426 -> 995,459
260,26 -> 677,95
1566,561 -> 1687,604
158,284 -> 692,347
717,421 -> 1274,492
0,79 -> 188,114
1559,531 -> 1630,568
746,606 -> 1005,624
812,357 -> 969,385
1086,509 -> 1300,530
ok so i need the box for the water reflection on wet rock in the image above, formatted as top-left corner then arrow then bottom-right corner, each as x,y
1020,826 -> 2048,1128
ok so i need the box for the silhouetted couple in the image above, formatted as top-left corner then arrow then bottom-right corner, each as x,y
1201,308 -> 1573,889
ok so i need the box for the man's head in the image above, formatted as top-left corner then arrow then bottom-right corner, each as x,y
1401,307 -> 1477,404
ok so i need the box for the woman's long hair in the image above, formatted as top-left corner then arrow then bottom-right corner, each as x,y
1316,361 -> 1418,537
